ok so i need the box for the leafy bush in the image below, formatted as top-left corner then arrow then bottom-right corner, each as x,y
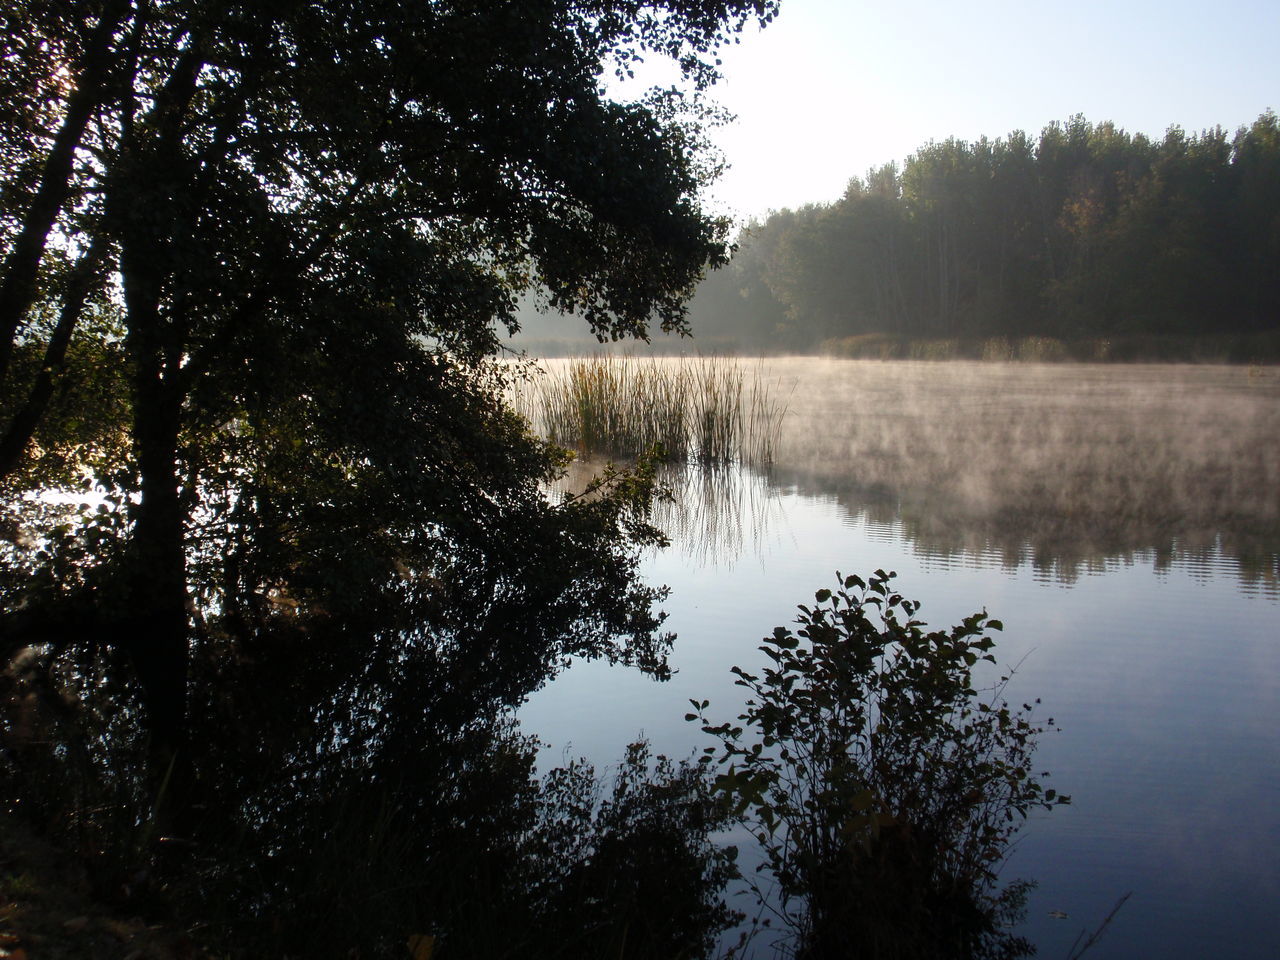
692,571 -> 1068,960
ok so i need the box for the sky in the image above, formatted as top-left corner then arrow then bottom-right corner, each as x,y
683,0 -> 1280,221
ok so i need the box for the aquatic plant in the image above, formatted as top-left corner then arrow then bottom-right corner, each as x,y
517,355 -> 788,465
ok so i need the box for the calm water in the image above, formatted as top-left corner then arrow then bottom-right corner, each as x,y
522,359 -> 1280,959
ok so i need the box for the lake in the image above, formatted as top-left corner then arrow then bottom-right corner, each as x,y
521,358 -> 1280,959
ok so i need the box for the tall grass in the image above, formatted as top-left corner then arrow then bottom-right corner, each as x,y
515,356 -> 788,465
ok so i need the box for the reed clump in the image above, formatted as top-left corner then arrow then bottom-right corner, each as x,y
518,356 -> 787,465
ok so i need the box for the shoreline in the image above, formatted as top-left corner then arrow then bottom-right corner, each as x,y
506,331 -> 1280,365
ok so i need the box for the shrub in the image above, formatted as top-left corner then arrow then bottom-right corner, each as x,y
692,570 -> 1068,960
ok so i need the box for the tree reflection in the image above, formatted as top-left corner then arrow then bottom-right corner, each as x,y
1,511 -> 739,957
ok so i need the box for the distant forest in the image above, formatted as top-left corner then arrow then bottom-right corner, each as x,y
681,112 -> 1280,354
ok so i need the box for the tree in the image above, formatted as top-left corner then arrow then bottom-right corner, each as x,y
1230,110 -> 1280,331
693,571 -> 1067,960
0,0 -> 778,794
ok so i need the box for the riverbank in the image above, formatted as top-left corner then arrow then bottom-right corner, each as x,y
507,331 -> 1280,363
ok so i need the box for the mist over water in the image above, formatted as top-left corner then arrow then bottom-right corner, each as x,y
523,357 -> 1280,959
768,358 -> 1279,588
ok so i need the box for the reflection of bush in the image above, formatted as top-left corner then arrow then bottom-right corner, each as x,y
216,731 -> 739,959
1,658 -> 739,960
530,741 -> 741,959
694,571 -> 1067,960
2,439 -> 726,955
0,482 -> 738,959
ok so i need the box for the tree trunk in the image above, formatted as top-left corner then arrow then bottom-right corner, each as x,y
116,177 -> 192,817
107,28 -> 209,783
129,369 -> 188,758
123,304 -> 192,829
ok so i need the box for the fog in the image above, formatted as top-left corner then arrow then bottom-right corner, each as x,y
533,357 -> 1279,589
762,359 -> 1278,585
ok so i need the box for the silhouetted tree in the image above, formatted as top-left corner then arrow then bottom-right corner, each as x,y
0,0 -> 778,789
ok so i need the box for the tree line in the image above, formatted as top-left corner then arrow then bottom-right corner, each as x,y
691,113 -> 1280,352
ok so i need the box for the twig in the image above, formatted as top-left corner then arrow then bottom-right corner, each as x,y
1065,892 -> 1132,959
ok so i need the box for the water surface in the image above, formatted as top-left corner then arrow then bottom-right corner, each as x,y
523,359 -> 1280,958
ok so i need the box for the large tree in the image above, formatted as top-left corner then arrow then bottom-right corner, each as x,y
0,0 -> 776,788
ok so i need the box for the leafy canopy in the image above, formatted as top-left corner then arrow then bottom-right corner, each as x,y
0,0 -> 778,699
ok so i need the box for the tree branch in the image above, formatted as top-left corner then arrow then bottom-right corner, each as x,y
0,234 -> 109,478
0,0 -> 130,387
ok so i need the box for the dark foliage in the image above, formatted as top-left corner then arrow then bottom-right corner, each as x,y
694,571 -> 1067,960
0,1 -> 777,955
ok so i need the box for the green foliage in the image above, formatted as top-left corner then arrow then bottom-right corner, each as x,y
692,571 -> 1068,960
0,0 -> 781,751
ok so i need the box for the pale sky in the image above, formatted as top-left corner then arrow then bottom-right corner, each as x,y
690,0 -> 1280,221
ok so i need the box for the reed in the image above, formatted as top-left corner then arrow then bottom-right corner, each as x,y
517,356 -> 787,465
